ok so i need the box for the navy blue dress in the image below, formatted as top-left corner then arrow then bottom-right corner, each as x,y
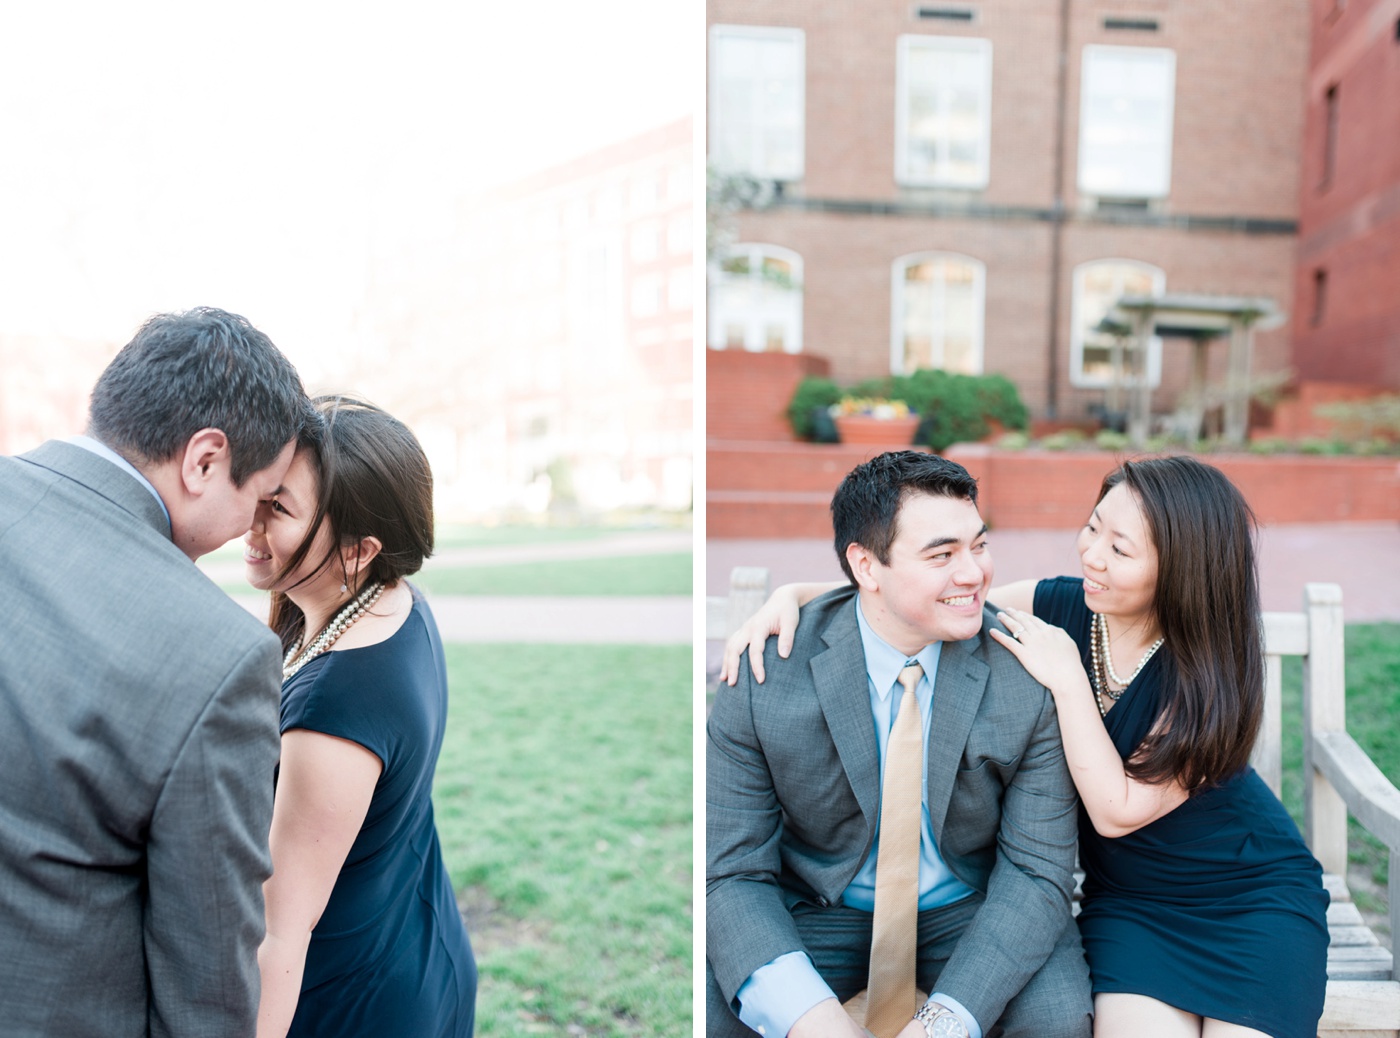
280,588 -> 476,1038
1033,576 -> 1328,1038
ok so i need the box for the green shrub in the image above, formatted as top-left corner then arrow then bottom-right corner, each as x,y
1315,394 -> 1400,440
1298,437 -> 1351,455
786,377 -> 842,440
995,431 -> 1031,451
1093,430 -> 1132,452
1040,429 -> 1088,451
899,369 -> 1030,452
786,369 -> 1031,452
1248,437 -> 1294,455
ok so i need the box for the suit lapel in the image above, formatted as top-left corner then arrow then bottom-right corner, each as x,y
926,635 -> 989,838
811,603 -> 881,829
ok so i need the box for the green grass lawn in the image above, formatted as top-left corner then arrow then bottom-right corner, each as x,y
1281,622 -> 1400,930
433,644 -> 691,1037
415,553 -> 692,597
433,525 -> 625,551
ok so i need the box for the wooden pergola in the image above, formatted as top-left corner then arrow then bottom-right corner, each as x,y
1095,293 -> 1284,447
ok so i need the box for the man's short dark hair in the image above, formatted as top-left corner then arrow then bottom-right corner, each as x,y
88,308 -> 312,486
831,450 -> 980,583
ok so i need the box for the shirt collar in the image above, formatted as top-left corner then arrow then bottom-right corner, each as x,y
66,435 -> 172,526
854,593 -> 943,701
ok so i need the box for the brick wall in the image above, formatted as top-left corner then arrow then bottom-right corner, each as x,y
1292,0 -> 1400,388
706,349 -> 832,442
708,0 -> 1310,423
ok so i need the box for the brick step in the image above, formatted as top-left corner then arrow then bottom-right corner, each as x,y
707,490 -> 835,539
707,439 -> 929,493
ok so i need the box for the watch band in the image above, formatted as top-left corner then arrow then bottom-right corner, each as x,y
913,1000 -> 971,1038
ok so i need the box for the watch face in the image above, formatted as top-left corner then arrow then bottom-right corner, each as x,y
931,1014 -> 968,1038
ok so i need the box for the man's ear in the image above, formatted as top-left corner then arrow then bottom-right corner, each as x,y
845,542 -> 880,593
179,428 -> 232,496
342,535 -> 384,581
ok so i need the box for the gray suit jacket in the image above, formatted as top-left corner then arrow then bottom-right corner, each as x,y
0,441 -> 283,1037
706,585 -> 1079,1028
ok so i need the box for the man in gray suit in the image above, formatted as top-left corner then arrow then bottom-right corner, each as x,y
707,452 -> 1091,1038
0,308 -> 312,1037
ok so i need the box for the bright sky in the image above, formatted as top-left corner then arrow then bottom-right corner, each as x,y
0,0 -> 696,369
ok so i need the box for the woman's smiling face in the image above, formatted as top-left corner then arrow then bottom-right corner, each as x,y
1076,482 -> 1160,629
243,448 -> 333,595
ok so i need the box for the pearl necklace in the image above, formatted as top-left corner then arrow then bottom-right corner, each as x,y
1089,612 -> 1164,717
282,580 -> 387,681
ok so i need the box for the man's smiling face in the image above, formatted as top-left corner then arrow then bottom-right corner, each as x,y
855,491 -> 993,655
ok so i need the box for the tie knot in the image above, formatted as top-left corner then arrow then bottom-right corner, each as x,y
897,662 -> 923,697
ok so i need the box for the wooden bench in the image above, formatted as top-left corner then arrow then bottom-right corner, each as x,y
707,571 -> 1400,1037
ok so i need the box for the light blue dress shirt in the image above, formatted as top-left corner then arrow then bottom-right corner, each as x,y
735,595 -> 982,1038
66,435 -> 171,528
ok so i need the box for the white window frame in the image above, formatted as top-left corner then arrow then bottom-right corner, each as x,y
890,251 -> 986,375
707,242 -> 804,353
895,35 -> 993,189
708,25 -> 806,181
1070,259 -> 1165,388
1078,45 -> 1176,199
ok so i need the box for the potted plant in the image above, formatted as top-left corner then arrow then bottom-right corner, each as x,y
829,396 -> 922,445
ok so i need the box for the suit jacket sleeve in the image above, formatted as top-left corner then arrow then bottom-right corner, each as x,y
144,637 -> 283,1038
706,658 -> 811,1007
936,686 -> 1080,1027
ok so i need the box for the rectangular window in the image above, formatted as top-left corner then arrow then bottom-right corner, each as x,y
896,35 -> 993,188
1078,45 -> 1176,199
1312,268 -> 1328,326
709,25 -> 805,181
1321,84 -> 1339,189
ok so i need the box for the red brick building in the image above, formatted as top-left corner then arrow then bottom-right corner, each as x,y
707,0 -> 1310,425
1292,0 -> 1400,390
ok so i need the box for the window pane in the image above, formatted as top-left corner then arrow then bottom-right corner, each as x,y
709,244 -> 804,352
899,37 -> 991,187
711,27 -> 805,180
1072,260 -> 1165,387
897,255 -> 982,373
1078,46 -> 1175,198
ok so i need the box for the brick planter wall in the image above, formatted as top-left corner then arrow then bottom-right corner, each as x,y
708,441 -> 1400,537
706,349 -> 832,443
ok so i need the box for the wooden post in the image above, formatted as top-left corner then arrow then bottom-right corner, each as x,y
1256,651 -> 1284,798
1303,582 -> 1348,878
1127,309 -> 1154,447
1223,318 -> 1254,446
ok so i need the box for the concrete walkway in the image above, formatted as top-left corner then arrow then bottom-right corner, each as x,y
708,521 -> 1400,623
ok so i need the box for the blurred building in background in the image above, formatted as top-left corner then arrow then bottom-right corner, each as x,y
706,0 -> 1311,426
1,118 -> 695,522
353,117 -> 694,519
1291,0 -> 1400,391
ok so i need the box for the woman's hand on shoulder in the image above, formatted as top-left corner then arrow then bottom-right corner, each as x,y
988,605 -> 1087,699
719,581 -> 837,685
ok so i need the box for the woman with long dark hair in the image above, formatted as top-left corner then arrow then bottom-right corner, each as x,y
245,396 -> 476,1038
722,456 -> 1328,1038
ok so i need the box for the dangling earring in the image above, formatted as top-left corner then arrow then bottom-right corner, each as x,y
340,582 -> 348,594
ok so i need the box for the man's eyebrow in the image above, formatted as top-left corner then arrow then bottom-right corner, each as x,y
919,525 -> 987,553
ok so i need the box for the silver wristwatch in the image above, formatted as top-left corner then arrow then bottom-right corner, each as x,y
913,1001 -> 970,1038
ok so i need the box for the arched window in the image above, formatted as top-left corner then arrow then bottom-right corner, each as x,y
1071,260 -> 1165,387
707,243 -> 803,353
891,252 -> 985,374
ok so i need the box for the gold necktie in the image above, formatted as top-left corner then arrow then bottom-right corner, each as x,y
854,661 -> 925,1038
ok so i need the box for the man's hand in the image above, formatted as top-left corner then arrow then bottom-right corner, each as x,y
896,1020 -> 926,1038
788,997 -> 871,1037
